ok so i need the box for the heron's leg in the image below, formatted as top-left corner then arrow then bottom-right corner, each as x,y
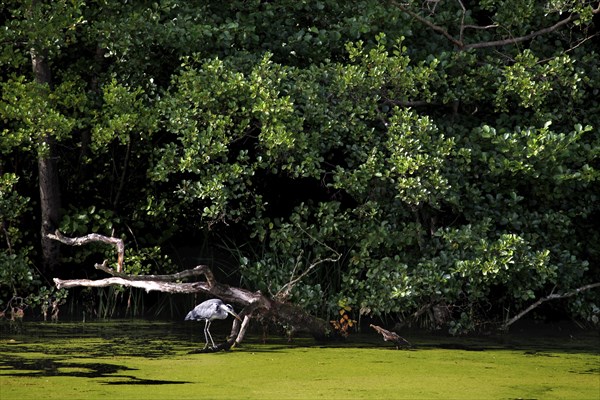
206,320 -> 216,348
203,320 -> 211,349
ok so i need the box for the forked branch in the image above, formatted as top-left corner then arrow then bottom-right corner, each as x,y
47,230 -> 125,272
47,231 -> 254,304
275,228 -> 341,301
501,282 -> 600,331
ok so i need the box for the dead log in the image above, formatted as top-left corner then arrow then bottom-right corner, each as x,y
47,230 -> 331,348
370,324 -> 411,349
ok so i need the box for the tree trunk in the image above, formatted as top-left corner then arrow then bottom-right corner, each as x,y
37,151 -> 62,270
31,44 -> 62,271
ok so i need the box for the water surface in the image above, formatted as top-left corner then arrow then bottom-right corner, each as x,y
1,320 -> 598,399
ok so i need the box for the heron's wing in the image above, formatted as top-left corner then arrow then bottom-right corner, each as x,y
185,299 -> 223,320
185,303 -> 207,320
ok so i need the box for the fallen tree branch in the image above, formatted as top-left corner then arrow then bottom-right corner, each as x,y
53,276 -> 202,293
93,260 -> 217,286
47,230 -> 125,272
500,282 -> 600,331
47,230 -> 332,345
53,260 -> 265,308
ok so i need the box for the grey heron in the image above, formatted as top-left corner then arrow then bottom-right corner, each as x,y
185,298 -> 241,349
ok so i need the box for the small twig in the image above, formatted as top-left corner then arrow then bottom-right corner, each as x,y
462,24 -> 499,31
1,222 -> 13,254
457,0 -> 467,45
275,253 -> 340,300
411,301 -> 434,320
393,0 -> 464,48
113,137 -> 132,210
275,227 -> 341,301
288,250 -> 305,286
563,32 -> 600,54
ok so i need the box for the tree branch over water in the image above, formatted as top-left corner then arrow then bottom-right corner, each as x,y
47,230 -> 332,343
501,282 -> 600,331
47,230 -> 125,272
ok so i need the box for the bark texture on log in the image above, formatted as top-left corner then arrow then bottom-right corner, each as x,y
31,42 -> 62,271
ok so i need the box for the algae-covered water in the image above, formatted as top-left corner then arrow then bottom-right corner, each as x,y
0,320 -> 598,399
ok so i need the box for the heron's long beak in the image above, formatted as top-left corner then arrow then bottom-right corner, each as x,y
228,310 -> 242,321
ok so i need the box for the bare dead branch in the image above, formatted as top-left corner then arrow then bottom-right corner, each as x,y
49,231 -> 332,343
464,14 -> 575,50
53,276 -> 203,293
47,230 -> 218,287
93,260 -> 217,286
1,223 -> 13,254
54,265 -> 261,311
462,24 -> 499,30
501,282 -> 600,331
393,1 -> 464,48
275,227 -> 341,301
457,0 -> 467,45
47,230 -> 125,272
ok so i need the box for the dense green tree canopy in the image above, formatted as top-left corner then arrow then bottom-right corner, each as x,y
1,0 -> 599,332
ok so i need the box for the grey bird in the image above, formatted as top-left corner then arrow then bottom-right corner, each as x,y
185,299 -> 242,349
